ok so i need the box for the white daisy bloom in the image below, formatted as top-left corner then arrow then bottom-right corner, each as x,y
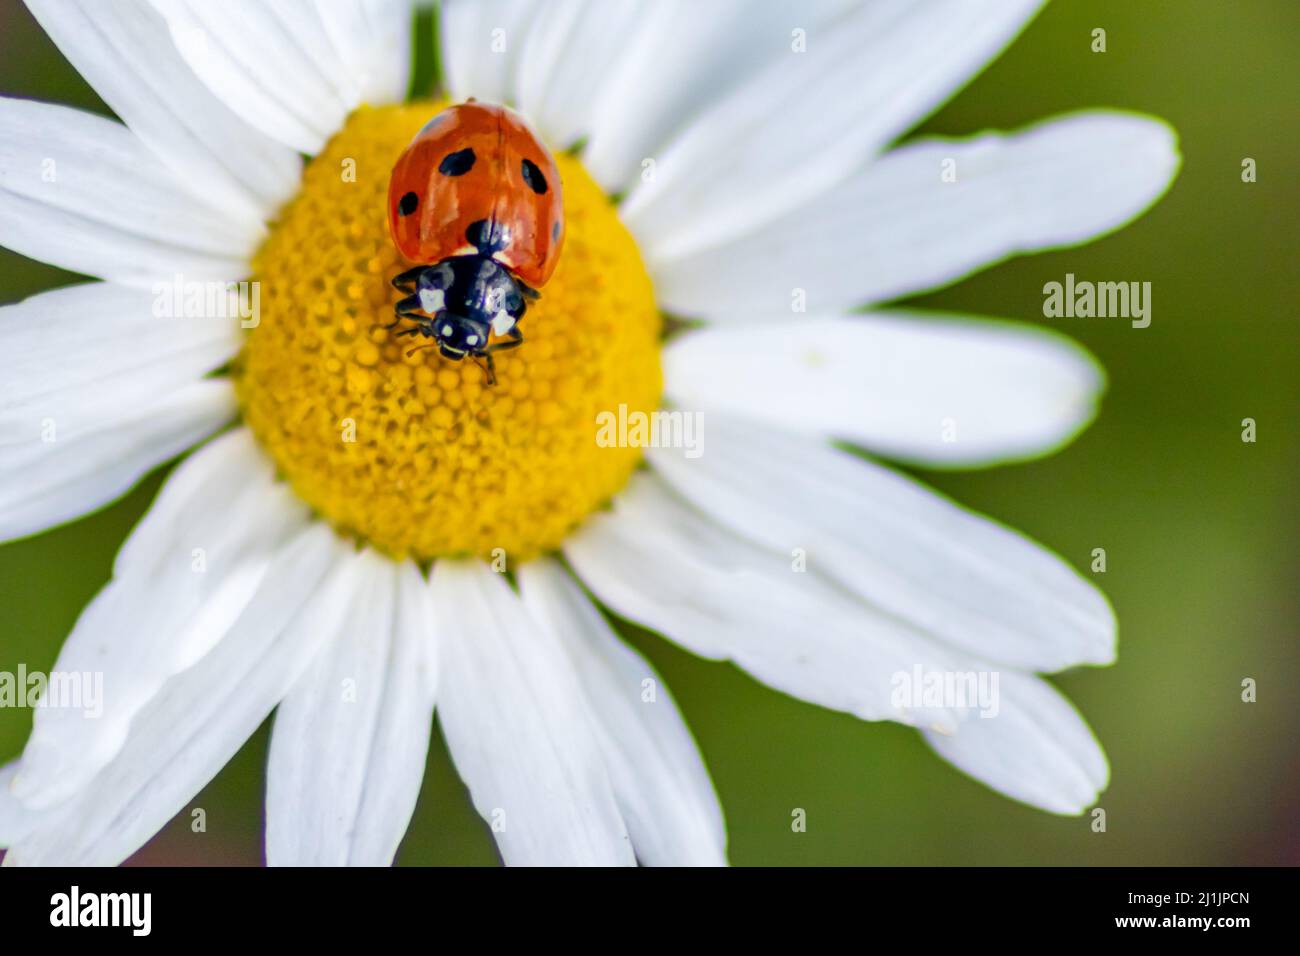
0,0 -> 1179,866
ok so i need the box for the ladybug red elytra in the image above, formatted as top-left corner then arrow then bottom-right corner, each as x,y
386,101 -> 565,384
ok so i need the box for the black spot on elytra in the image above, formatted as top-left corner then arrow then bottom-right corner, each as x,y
466,218 -> 510,253
521,158 -> 548,194
398,191 -> 419,216
439,148 -> 476,176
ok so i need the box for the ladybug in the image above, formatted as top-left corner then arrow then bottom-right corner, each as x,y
386,101 -> 564,384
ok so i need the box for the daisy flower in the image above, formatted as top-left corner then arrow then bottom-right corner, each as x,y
0,0 -> 1178,866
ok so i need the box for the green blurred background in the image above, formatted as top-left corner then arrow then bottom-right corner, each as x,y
1,0 -> 1296,865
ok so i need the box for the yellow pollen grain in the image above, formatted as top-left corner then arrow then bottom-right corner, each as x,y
236,103 -> 662,561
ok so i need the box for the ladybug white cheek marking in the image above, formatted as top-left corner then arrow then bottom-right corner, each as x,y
491,311 -> 516,336
418,287 -> 446,313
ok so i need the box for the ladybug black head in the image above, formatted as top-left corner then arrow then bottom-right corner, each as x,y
390,255 -> 533,385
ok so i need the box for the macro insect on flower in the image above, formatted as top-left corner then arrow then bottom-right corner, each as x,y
0,0 -> 1179,866
386,101 -> 564,384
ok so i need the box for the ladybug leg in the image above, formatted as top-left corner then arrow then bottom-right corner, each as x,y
517,280 -> 541,301
396,294 -> 425,316
391,266 -> 426,292
395,314 -> 435,338
485,325 -> 524,353
470,327 -> 521,387
385,293 -> 425,330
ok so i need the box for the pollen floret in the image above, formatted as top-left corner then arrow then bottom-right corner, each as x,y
237,104 -> 662,561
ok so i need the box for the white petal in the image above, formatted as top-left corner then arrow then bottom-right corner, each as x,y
621,0 -> 1045,261
565,476 -> 1109,814
508,0 -> 630,150
645,417 -> 1116,672
0,282 -> 241,443
441,0 -> 537,106
311,0 -> 415,106
347,562 -> 438,863
565,474 -> 969,733
7,429 -> 307,808
144,0 -> 342,154
431,559 -> 633,866
664,312 -> 1104,467
0,97 -> 258,284
267,557 -> 437,867
517,0 -> 852,164
149,0 -> 413,154
2,522 -> 350,866
653,111 -> 1180,315
518,558 -> 726,866
923,671 -> 1108,814
509,0 -> 582,133
0,762 -> 31,846
0,380 -> 236,544
577,0 -> 855,188
0,280 -> 245,541
24,0 -> 301,225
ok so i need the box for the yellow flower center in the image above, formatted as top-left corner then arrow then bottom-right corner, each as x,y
236,103 -> 662,562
